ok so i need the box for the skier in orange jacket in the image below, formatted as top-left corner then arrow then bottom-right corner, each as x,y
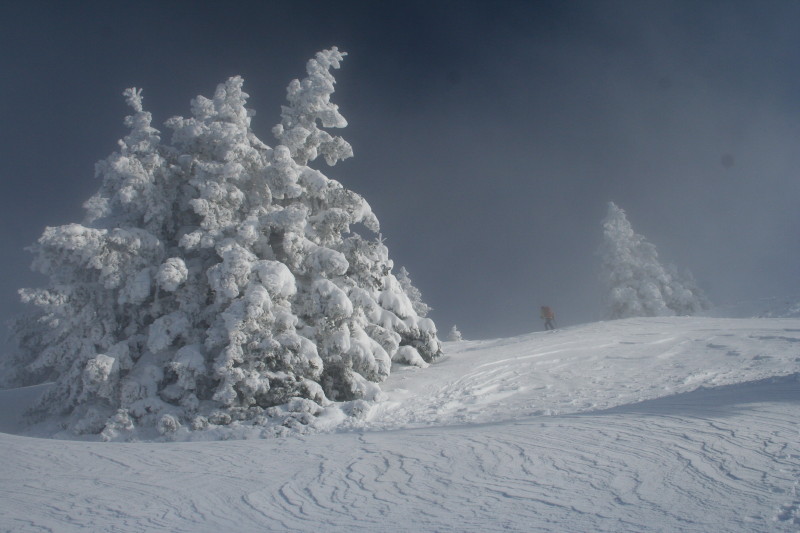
540,306 -> 555,331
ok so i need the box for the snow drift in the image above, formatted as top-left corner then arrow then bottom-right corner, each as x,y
1,316 -> 799,531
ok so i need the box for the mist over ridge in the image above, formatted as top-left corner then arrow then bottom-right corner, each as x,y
1,1 -> 799,342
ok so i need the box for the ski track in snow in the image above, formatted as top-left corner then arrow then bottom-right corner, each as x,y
1,317 -> 800,532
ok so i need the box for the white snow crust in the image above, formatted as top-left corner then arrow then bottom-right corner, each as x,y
1,316 -> 799,531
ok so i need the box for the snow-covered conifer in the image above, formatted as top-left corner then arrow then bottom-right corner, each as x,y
599,202 -> 709,319
9,48 -> 441,439
396,266 -> 431,318
448,325 -> 463,342
664,263 -> 712,316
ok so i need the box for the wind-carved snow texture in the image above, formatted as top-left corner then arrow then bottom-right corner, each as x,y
1,317 -> 799,531
363,317 -> 800,430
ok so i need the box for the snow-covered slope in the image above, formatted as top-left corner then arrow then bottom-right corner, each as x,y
1,317 -> 799,532
363,316 -> 800,430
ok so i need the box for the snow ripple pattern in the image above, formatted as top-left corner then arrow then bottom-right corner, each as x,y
366,317 -> 800,429
1,317 -> 799,532
1,384 -> 798,532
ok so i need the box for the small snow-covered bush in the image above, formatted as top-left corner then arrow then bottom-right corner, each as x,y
9,48 -> 442,439
448,325 -> 463,342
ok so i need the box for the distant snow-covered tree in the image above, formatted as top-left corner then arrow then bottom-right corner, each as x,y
599,202 -> 709,319
9,48 -> 441,439
664,263 -> 711,316
447,325 -> 463,342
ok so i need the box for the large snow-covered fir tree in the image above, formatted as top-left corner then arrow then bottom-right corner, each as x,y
599,202 -> 710,319
9,48 -> 441,439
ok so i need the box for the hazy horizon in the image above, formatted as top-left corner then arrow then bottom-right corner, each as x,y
2,0 -> 798,344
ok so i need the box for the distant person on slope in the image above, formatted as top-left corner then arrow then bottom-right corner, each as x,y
540,306 -> 556,331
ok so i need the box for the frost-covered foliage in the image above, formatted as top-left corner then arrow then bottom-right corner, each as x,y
9,48 -> 441,439
599,202 -> 710,319
448,325 -> 463,342
396,266 -> 431,318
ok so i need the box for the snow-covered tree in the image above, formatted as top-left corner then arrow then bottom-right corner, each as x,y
599,202 -> 709,319
396,266 -> 431,318
9,48 -> 441,439
447,325 -> 463,342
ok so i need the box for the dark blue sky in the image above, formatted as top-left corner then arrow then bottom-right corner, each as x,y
2,0 -> 799,343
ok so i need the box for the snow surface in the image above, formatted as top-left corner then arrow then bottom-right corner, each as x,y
2,316 -> 799,531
